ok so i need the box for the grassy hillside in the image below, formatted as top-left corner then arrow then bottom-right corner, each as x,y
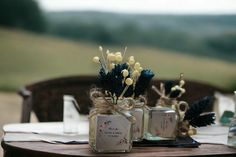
0,27 -> 236,91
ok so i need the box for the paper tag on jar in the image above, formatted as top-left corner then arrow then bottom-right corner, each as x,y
95,114 -> 132,151
149,109 -> 177,138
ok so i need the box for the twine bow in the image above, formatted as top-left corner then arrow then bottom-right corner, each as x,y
89,89 -> 136,124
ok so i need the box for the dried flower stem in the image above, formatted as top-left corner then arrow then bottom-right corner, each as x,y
123,46 -> 127,59
119,85 -> 130,98
151,85 -> 163,97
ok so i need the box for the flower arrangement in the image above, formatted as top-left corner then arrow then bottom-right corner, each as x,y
89,46 -> 154,153
93,46 -> 154,104
152,73 -> 186,108
151,74 -> 215,136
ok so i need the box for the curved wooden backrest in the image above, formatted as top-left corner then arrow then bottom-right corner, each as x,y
19,75 -> 231,122
19,75 -> 99,122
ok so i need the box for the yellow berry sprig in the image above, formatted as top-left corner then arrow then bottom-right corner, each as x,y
170,73 -> 186,98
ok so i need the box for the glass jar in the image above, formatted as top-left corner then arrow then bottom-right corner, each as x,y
89,97 -> 133,153
228,117 -> 236,148
130,100 -> 145,141
144,106 -> 178,140
63,95 -> 80,134
227,91 -> 236,148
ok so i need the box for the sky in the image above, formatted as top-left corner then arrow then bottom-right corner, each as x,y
37,0 -> 236,14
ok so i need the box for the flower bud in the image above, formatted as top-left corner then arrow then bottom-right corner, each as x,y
139,67 -> 143,72
175,85 -> 181,90
180,80 -> 185,87
125,78 -> 133,86
99,46 -> 103,52
115,52 -> 122,56
92,56 -> 100,63
109,63 -> 115,69
180,88 -> 186,93
128,56 -> 135,65
134,62 -> 141,70
122,69 -> 129,77
115,54 -> 123,62
106,50 -> 110,54
107,53 -> 116,61
132,70 -> 139,77
171,87 -> 176,91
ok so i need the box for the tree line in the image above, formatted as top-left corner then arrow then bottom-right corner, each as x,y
0,0 -> 45,32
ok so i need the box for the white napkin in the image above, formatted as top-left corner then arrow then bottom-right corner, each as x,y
3,121 -> 89,143
192,125 -> 229,145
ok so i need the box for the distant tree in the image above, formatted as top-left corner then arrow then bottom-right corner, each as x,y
207,33 -> 236,55
0,0 -> 46,32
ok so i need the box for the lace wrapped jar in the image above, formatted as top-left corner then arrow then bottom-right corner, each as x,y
89,92 -> 136,153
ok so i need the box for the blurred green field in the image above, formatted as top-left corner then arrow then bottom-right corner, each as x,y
0,27 -> 236,91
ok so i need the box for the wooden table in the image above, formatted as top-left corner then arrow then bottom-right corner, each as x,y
2,122 -> 236,157
2,140 -> 236,157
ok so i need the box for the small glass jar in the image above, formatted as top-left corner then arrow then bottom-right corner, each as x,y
227,91 -> 236,148
130,100 -> 145,141
89,97 -> 133,153
227,117 -> 236,148
63,95 -> 80,134
144,106 -> 178,140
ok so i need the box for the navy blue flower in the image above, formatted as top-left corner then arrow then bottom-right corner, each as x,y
134,69 -> 155,97
98,63 -> 129,97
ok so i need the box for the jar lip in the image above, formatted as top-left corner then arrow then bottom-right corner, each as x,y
63,95 -> 75,101
150,106 -> 175,111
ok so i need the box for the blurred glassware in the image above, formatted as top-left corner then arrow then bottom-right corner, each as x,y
63,95 -> 80,134
227,91 -> 236,148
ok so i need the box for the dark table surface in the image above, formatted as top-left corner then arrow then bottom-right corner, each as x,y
2,140 -> 236,157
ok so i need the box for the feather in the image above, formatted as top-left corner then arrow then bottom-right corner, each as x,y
184,96 -> 214,121
134,69 -> 155,98
189,112 -> 215,127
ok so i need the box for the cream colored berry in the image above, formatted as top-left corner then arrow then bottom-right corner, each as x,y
122,69 -> 129,77
92,56 -> 100,63
125,78 -> 133,85
107,53 -> 116,61
132,70 -> 139,77
99,46 -> 103,52
181,88 -> 186,93
115,52 -> 122,56
115,54 -> 123,62
180,80 -> 185,86
171,87 -> 176,91
129,58 -> 135,65
134,62 -> 141,70
139,67 -> 143,72
109,63 -> 115,69
175,85 -> 181,90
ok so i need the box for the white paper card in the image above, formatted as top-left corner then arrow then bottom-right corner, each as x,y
95,114 -> 131,151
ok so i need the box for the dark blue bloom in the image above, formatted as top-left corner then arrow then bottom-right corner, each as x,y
134,69 -> 155,97
98,63 -> 129,97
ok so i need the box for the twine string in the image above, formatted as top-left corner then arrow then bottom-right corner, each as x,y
89,89 -> 136,124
